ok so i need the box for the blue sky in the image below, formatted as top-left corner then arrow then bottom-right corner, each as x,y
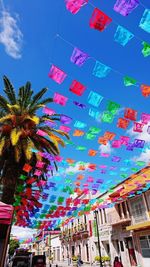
1,0 -> 150,234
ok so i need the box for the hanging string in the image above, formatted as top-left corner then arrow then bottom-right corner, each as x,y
52,34 -> 147,89
64,0 -> 150,46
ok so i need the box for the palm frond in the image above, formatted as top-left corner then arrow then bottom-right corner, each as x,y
48,132 -> 66,147
10,129 -> 22,146
0,137 -> 5,155
24,115 -> 39,125
3,76 -> 16,105
22,139 -> 33,160
36,97 -> 53,106
0,114 -> 14,123
22,82 -> 33,109
29,88 -> 48,107
51,128 -> 70,139
14,143 -> 22,162
28,104 -> 45,115
18,86 -> 25,107
0,95 -> 10,113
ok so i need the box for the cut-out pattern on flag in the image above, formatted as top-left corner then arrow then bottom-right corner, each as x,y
101,111 -> 114,123
113,0 -> 139,16
117,118 -> 130,129
37,129 -> 47,137
53,93 -> 68,106
114,26 -> 134,46
124,76 -> 137,86
59,125 -> 71,132
88,91 -> 103,107
43,107 -> 55,116
139,9 -> 150,33
74,120 -> 87,128
70,47 -> 89,66
104,131 -> 116,141
141,113 -> 150,124
124,108 -> 137,121
141,84 -> 150,97
73,129 -> 85,136
107,101 -> 120,115
48,65 -> 67,84
93,61 -> 111,78
142,42 -> 150,57
134,139 -> 145,148
89,8 -> 112,32
64,0 -> 88,14
73,101 -> 86,109
89,108 -> 100,119
70,80 -> 86,96
133,122 -> 144,133
60,115 -> 72,124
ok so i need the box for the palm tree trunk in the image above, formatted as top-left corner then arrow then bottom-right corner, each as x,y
1,183 -> 16,204
0,162 -> 22,266
1,159 -> 22,205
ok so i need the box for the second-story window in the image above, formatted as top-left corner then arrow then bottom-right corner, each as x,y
103,208 -> 107,223
99,209 -> 103,224
117,203 -> 122,218
122,202 -> 127,218
130,197 -> 147,223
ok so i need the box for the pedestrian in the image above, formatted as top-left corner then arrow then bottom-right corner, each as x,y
113,256 -> 123,267
77,254 -> 83,267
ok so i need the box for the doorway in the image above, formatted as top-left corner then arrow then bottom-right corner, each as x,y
126,237 -> 137,266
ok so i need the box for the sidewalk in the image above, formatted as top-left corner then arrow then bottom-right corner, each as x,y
47,261 -> 109,267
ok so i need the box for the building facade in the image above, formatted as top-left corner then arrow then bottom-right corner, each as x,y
59,167 -> 150,267
96,189 -> 150,267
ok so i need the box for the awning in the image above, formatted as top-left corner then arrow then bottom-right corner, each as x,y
126,221 -> 150,231
0,201 -> 13,225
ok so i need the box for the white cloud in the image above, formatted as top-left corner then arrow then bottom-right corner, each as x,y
65,162 -> 89,174
11,226 -> 36,240
0,10 -> 23,58
99,142 -> 113,154
132,148 -> 150,163
127,123 -> 150,143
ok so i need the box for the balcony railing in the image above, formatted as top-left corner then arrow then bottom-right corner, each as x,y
59,223 -> 89,241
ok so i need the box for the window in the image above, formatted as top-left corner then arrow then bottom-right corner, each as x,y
122,202 -> 127,217
72,246 -> 75,256
146,192 -> 150,211
130,197 -> 147,223
99,209 -> 103,224
120,241 -> 124,252
103,208 -> 107,223
126,201 -> 130,216
86,244 -> 89,261
140,236 -> 150,258
117,203 -> 122,218
79,245 -> 81,256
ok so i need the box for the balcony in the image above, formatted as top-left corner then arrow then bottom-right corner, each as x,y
107,211 -> 131,226
60,223 -> 89,242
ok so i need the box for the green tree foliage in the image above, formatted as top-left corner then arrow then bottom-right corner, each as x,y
0,76 -> 69,204
9,238 -> 20,256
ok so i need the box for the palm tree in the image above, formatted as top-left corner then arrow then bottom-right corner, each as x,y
0,76 -> 69,205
